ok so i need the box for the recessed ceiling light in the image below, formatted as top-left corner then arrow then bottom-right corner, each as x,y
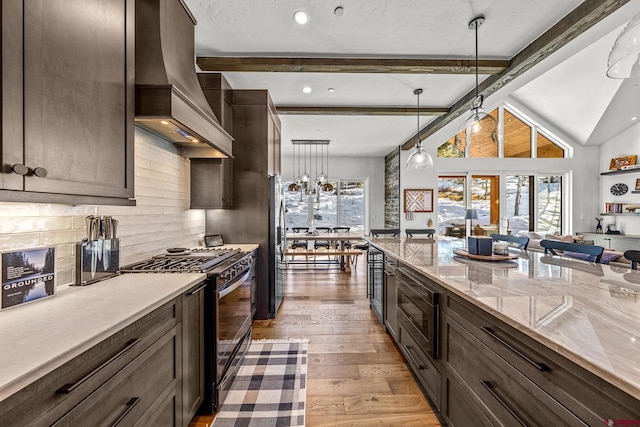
632,116 -> 638,121
334,6 -> 345,16
160,120 -> 170,125
328,88 -> 335,93
302,86 -> 312,94
293,10 -> 309,25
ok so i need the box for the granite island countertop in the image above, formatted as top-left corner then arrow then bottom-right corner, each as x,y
0,272 -> 206,401
368,237 -> 640,401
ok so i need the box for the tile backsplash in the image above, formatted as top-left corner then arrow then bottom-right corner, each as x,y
0,128 -> 205,288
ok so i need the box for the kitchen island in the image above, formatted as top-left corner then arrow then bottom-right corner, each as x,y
369,237 -> 640,425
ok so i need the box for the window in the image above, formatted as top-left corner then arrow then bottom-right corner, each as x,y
537,175 -> 562,233
437,104 -> 567,159
284,179 -> 365,232
438,176 -> 466,236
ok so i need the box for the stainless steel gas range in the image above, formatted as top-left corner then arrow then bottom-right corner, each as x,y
120,247 -> 256,414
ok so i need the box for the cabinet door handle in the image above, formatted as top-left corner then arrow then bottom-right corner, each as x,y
404,345 -> 425,370
187,282 -> 207,295
384,270 -> 395,277
481,327 -> 550,372
481,381 -> 527,427
11,164 -> 29,175
56,338 -> 141,393
111,397 -> 141,427
33,167 -> 47,178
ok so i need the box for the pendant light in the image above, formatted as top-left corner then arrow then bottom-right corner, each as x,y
607,10 -> 640,78
301,143 -> 310,183
317,143 -> 327,184
459,15 -> 498,148
407,88 -> 434,169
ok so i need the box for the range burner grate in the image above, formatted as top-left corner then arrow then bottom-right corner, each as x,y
121,248 -> 241,273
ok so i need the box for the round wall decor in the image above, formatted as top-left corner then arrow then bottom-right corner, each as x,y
610,183 -> 628,196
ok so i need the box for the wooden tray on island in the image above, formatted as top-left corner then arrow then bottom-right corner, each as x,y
453,249 -> 518,262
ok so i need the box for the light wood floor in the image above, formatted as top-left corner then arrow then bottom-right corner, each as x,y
190,260 -> 441,426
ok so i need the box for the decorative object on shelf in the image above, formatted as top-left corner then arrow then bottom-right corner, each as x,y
606,224 -> 621,235
609,155 -> 637,170
625,204 -> 640,213
606,10 -> 640,79
596,217 -> 603,234
610,183 -> 629,196
458,15 -> 499,149
406,88 -> 434,169
635,179 -> 640,191
404,189 -> 434,212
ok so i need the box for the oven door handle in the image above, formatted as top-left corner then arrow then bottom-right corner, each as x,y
218,269 -> 251,298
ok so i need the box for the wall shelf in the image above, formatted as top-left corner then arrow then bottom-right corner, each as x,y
600,168 -> 640,176
599,213 -> 640,216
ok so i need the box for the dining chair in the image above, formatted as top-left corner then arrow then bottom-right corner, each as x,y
290,227 -> 309,250
623,250 -> 640,270
540,239 -> 604,263
313,227 -> 332,250
490,233 -> 529,250
332,226 -> 351,248
370,228 -> 400,238
406,228 -> 435,238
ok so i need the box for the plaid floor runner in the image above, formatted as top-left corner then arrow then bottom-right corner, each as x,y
212,339 -> 308,427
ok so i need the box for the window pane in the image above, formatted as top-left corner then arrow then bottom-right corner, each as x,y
339,181 -> 365,233
504,110 -> 531,158
468,110 -> 499,158
437,133 -> 465,158
284,182 -> 310,229
313,181 -> 338,228
537,132 -> 564,158
506,175 -> 532,235
537,175 -> 562,233
471,175 -> 499,235
438,176 -> 466,237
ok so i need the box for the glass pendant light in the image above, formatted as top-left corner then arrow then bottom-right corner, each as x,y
607,10 -> 640,78
317,144 -> 327,183
301,143 -> 310,182
459,15 -> 498,148
407,88 -> 434,169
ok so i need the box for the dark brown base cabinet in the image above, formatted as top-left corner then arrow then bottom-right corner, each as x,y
0,285 -> 206,427
384,259 -> 640,426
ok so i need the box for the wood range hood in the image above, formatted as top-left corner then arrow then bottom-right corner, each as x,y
134,0 -> 233,158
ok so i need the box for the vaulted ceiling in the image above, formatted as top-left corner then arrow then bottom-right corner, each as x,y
185,0 -> 639,157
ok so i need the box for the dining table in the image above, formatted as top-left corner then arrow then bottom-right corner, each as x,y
285,232 -> 365,272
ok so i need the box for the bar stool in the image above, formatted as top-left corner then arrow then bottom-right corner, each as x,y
624,250 -> 640,269
406,228 -> 435,238
370,228 -> 400,238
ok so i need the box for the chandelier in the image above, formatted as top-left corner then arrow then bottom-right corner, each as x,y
288,140 -> 333,199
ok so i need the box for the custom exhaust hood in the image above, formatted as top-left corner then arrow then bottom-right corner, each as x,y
135,0 -> 233,158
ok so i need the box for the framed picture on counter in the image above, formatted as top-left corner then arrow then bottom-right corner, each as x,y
1,247 -> 55,310
404,188 -> 434,212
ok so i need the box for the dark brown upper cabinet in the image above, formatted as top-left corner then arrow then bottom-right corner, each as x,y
1,0 -> 135,205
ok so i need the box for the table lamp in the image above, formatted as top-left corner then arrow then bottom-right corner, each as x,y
465,208 -> 478,236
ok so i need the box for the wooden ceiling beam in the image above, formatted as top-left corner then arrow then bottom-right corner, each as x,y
196,57 -> 509,75
401,0 -> 631,150
275,106 -> 449,116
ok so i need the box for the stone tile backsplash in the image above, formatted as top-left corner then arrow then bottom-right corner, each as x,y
0,129 -> 205,288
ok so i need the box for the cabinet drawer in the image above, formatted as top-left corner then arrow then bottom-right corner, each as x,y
447,296 -> 640,423
398,310 -> 441,409
0,299 -> 178,427
443,371 -> 493,427
53,325 -> 180,427
446,317 -> 586,426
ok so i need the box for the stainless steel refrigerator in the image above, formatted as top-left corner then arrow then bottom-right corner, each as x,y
268,175 -> 286,317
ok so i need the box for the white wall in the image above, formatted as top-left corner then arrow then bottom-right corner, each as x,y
0,128 -> 205,288
599,122 -> 640,235
281,155 -> 385,230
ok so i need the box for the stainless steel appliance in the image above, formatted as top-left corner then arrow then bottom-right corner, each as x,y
120,247 -> 255,413
268,175 -> 287,318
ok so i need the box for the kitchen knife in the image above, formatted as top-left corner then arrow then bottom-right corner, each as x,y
85,215 -> 94,241
103,216 -> 111,270
96,217 -> 103,263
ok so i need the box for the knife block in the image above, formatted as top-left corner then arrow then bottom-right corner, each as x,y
75,239 -> 120,285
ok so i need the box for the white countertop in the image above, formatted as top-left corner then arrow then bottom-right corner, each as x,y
0,272 -> 206,401
369,237 -> 640,401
